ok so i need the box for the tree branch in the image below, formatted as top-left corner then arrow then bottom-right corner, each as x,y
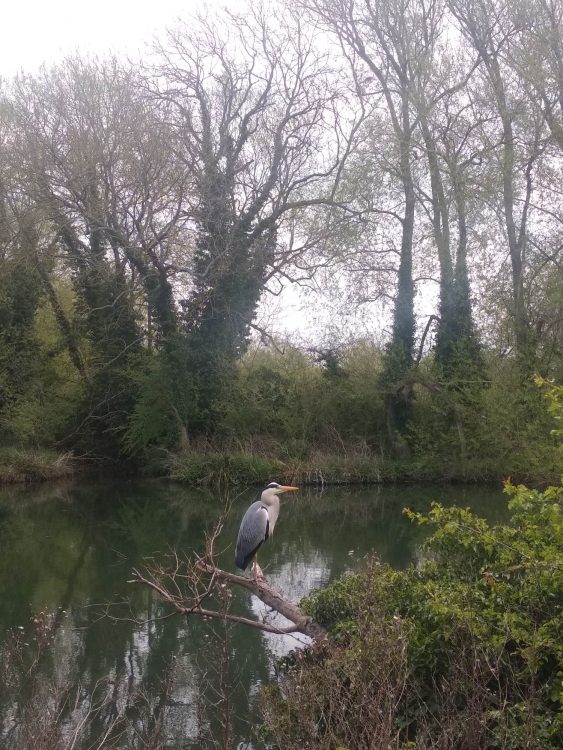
130,560 -> 326,640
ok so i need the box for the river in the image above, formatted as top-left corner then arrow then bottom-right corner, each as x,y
0,479 -> 507,748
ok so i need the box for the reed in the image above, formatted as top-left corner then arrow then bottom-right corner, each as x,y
0,448 -> 74,484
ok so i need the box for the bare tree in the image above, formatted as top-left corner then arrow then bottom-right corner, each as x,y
145,6 -> 359,432
408,7 -> 484,375
508,0 -> 563,148
9,58 -> 188,339
447,0 -> 548,367
501,0 -> 563,370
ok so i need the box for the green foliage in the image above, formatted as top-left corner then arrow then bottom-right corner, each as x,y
180,224 -> 273,433
70,271 -> 145,459
219,347 -> 325,445
0,448 -> 74,483
170,450 -> 286,486
535,375 -> 563,439
0,273 -> 85,449
0,260 -> 84,449
20,287 -> 84,442
123,347 -> 191,456
0,258 -> 43,436
407,358 -> 562,483
270,479 -> 563,749
219,343 -> 385,448
1,291 -> 560,484
435,265 -> 482,378
301,572 -> 365,636
123,341 -> 561,485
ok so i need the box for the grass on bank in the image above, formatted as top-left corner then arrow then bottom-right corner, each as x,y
0,447 -> 75,483
0,442 -> 559,487
167,443 -> 562,487
168,448 -> 384,486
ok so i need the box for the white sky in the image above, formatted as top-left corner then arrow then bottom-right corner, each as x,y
0,1 -> 212,77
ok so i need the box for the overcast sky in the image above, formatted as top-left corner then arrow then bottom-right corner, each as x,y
0,0 -> 211,77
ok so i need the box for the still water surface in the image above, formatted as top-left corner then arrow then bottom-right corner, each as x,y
0,480 -> 507,748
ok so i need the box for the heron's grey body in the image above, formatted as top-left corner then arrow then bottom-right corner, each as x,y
235,482 -> 298,574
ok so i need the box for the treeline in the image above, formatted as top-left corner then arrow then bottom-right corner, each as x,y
0,0 -> 561,478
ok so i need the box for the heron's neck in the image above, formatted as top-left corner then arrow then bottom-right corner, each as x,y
262,495 -> 279,511
262,493 -> 280,530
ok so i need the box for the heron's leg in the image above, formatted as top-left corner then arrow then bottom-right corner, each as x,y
251,555 -> 265,581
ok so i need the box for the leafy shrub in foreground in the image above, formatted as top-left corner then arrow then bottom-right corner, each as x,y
264,479 -> 563,749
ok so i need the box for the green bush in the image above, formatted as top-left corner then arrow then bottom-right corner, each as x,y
266,477 -> 563,749
218,343 -> 385,448
407,357 -> 562,482
0,277 -> 84,450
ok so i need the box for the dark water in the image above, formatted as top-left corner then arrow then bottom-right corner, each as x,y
0,479 -> 507,748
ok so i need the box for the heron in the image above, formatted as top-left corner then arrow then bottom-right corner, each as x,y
235,482 -> 299,580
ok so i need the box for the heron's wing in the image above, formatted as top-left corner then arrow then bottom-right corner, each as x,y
235,501 -> 269,570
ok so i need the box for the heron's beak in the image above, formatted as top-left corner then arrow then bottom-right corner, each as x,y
278,485 -> 299,493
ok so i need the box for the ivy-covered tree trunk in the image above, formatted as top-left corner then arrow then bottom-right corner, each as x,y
150,14 -> 348,444
63,210 -> 144,459
180,223 -> 275,435
426,145 -> 482,463
380,115 -> 416,451
0,258 -> 43,439
69,266 -> 143,459
434,157 -> 482,380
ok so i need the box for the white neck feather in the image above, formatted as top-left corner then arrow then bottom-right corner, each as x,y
261,488 -> 280,531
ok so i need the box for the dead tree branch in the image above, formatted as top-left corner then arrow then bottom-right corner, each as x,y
130,519 -> 326,640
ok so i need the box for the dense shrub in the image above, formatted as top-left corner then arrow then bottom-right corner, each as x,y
406,357 -> 561,482
263,478 -> 563,749
218,343 -> 386,448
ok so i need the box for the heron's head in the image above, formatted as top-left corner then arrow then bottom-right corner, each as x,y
261,481 -> 299,505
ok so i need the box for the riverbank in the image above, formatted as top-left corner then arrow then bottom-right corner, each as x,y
0,448 -> 75,484
1,444 -> 559,487
167,447 -> 561,487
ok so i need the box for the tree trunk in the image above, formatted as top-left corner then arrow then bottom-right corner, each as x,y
37,264 -> 88,383
381,99 -> 416,446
